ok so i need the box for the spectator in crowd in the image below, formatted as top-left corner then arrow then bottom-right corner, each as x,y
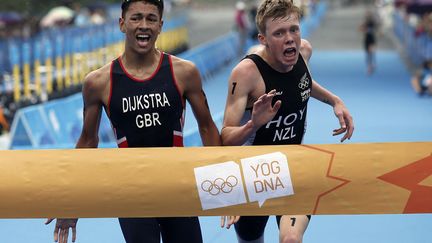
248,1 -> 259,39
72,3 -> 91,27
0,106 -> 9,133
411,59 -> 432,96
414,12 -> 432,38
235,1 -> 251,56
90,8 -> 106,25
0,93 -> 14,133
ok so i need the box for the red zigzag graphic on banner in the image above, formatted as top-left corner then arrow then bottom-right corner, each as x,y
378,154 -> 432,213
301,145 -> 351,214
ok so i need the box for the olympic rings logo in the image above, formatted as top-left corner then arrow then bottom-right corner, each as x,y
201,176 -> 239,196
298,74 -> 310,90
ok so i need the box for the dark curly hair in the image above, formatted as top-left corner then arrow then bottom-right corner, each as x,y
121,0 -> 164,19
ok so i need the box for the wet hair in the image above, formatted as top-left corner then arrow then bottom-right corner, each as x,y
121,0 -> 164,19
256,0 -> 301,34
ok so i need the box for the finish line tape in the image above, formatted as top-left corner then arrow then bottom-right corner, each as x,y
0,142 -> 431,218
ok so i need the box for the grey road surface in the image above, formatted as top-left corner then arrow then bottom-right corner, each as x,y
308,3 -> 396,50
187,4 -> 236,48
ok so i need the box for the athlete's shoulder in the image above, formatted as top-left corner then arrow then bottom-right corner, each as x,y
83,61 -> 111,91
300,39 -> 312,63
168,54 -> 201,93
233,55 -> 260,79
169,54 -> 197,73
246,44 -> 264,55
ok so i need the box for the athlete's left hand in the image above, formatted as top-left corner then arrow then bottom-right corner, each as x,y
332,102 -> 354,142
220,216 -> 240,229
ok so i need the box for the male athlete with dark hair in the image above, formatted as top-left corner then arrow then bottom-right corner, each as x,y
220,0 -> 354,242
46,1 -> 220,243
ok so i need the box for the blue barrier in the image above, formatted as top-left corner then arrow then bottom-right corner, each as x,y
301,2 -> 327,38
9,2 -> 328,149
9,93 -> 116,149
393,12 -> 432,65
180,32 -> 240,82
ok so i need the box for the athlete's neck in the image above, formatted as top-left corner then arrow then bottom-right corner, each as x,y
121,49 -> 161,76
260,49 -> 294,73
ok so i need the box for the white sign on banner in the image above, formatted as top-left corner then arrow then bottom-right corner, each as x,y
241,152 -> 294,207
194,161 -> 247,210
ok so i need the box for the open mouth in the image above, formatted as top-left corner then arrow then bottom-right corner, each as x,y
136,34 -> 151,45
283,47 -> 296,57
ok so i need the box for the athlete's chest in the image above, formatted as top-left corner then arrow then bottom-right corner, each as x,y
247,73 -> 311,109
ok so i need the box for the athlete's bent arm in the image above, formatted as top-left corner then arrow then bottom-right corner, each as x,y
311,80 -> 354,142
45,70 -> 106,243
222,61 -> 281,146
175,58 -> 220,146
221,61 -> 258,146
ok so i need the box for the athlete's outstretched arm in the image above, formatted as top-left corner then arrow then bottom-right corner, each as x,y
300,39 -> 354,142
311,80 -> 354,142
45,70 -> 105,243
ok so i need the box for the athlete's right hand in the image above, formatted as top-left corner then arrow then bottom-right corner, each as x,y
45,218 -> 78,243
220,216 -> 240,229
251,90 -> 281,129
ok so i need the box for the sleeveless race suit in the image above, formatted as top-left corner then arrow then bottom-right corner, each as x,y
241,53 -> 312,145
235,53 -> 312,241
108,52 -> 202,243
108,53 -> 184,148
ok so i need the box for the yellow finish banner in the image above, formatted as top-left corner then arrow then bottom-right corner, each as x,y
0,142 -> 431,218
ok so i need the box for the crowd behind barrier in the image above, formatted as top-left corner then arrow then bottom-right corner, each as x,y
8,1 -> 328,150
393,10 -> 432,66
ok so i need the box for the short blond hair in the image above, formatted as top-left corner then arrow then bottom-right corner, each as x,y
256,0 -> 302,34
